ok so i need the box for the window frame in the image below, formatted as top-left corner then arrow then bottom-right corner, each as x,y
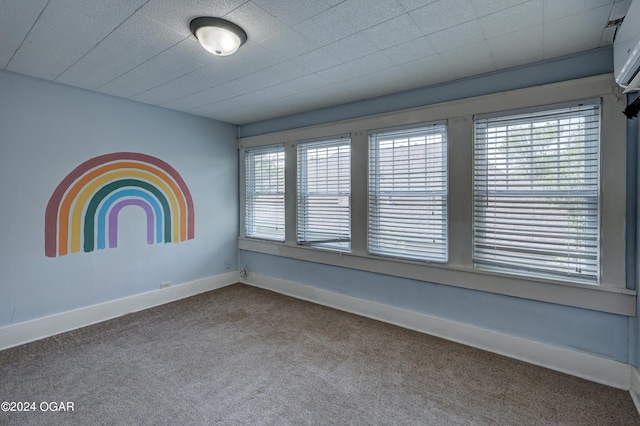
243,144 -> 286,242
368,122 -> 449,262
473,99 -> 602,284
296,135 -> 352,252
237,74 -> 632,316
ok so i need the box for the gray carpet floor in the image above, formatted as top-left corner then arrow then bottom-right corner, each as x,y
0,283 -> 638,425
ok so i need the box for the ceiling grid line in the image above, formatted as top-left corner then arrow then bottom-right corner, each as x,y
4,0 -> 51,70
52,0 -> 154,81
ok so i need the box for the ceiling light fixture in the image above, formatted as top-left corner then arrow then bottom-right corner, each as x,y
190,17 -> 247,57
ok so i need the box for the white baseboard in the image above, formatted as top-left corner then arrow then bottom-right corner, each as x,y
631,367 -> 640,415
0,271 -> 239,351
241,272 -> 631,390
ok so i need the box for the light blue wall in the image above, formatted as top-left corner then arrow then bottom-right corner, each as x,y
0,70 -> 238,327
237,47 -> 634,363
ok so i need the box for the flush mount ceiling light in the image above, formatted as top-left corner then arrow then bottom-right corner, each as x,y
190,17 -> 247,56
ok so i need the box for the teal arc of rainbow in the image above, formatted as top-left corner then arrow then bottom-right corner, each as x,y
45,152 -> 194,257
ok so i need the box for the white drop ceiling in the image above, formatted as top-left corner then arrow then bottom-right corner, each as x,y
0,0 -> 632,125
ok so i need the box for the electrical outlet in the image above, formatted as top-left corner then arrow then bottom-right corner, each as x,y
160,282 -> 172,289
224,259 -> 230,270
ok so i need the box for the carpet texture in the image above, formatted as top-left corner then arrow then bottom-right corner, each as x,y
0,283 -> 638,425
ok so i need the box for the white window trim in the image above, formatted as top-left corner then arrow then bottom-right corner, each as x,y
238,74 -> 634,316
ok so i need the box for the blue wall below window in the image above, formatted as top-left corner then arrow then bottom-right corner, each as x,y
239,251 -> 629,362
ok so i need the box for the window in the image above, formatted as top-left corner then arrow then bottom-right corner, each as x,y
245,145 -> 285,241
369,123 -> 448,261
474,100 -> 600,282
297,136 -> 351,251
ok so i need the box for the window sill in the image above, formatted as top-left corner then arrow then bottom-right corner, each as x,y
238,237 -> 636,316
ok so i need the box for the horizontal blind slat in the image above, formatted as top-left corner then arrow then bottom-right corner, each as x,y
245,146 -> 285,241
369,123 -> 448,262
297,137 -> 351,251
473,102 -> 600,282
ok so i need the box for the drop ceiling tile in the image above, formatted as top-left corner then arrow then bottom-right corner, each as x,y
252,0 -> 331,25
193,92 -> 255,114
400,54 -> 456,86
50,0 -> 146,27
161,88 -> 224,111
259,59 -> 309,83
470,0 -> 529,17
273,73 -> 327,95
96,67 -> 183,98
168,38 -> 220,68
257,74 -> 327,103
289,90 -> 353,113
315,52 -> 394,83
0,53 -> 11,70
98,31 -> 169,69
188,102 -> 237,121
427,20 -> 485,53
289,48 -> 344,73
399,0 -> 439,12
164,60 -> 308,110
611,0 -> 632,17
0,0 -> 48,69
543,0 -> 613,21
54,54 -> 127,90
6,4 -> 112,80
55,30 -> 164,89
479,0 -> 543,39
293,7 -> 358,47
95,73 -> 153,98
543,5 -> 612,59
344,66 -> 417,100
362,13 -> 423,50
600,26 -> 617,47
439,41 -> 496,78
382,37 -> 436,64
323,33 -> 379,64
259,28 -> 316,61
115,12 -> 187,50
333,0 -> 406,31
131,64 -> 224,105
131,85 -> 189,106
139,0 -> 246,34
212,41 -> 283,78
409,0 -> 477,35
225,1 -> 289,44
144,44 -> 210,74
97,46 -> 206,97
487,25 -> 543,68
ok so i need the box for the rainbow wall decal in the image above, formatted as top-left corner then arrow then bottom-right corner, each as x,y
45,152 -> 194,257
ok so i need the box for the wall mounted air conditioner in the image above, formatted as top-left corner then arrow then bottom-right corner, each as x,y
614,0 -> 640,93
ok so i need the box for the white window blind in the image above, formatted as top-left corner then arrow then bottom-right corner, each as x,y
474,100 -> 600,282
297,136 -> 351,251
245,145 -> 285,241
369,123 -> 448,261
